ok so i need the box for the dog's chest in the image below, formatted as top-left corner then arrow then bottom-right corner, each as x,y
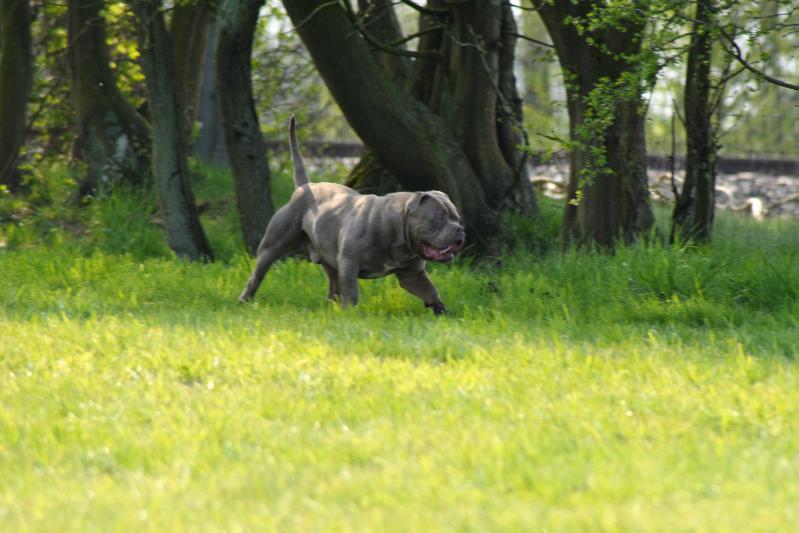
306,245 -> 399,278
357,248 -> 416,279
358,261 -> 398,279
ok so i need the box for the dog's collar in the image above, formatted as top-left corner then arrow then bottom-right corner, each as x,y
403,208 -> 422,258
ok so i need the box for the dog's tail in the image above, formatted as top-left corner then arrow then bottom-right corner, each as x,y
289,115 -> 309,188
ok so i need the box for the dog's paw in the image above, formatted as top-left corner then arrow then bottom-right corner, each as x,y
426,301 -> 447,315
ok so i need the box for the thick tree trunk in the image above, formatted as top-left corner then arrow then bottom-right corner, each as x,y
194,21 -> 229,165
67,0 -> 150,195
347,151 -> 402,195
284,0 -> 532,253
132,0 -> 214,261
344,0 -> 411,195
170,0 -> 216,141
216,0 -> 273,255
449,1 -> 523,210
356,0 -> 411,84
347,1 -> 536,214
672,0 -> 716,243
561,94 -> 653,246
0,0 -> 33,191
536,1 -> 654,248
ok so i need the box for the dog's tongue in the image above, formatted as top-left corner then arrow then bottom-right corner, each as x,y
423,243 -> 454,261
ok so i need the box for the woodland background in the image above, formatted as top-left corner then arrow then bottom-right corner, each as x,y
3,2 -> 799,529
1,0 -> 797,259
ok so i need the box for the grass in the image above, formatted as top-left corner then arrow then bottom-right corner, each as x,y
1,167 -> 799,530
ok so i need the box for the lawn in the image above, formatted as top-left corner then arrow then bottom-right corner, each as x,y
1,173 -> 798,530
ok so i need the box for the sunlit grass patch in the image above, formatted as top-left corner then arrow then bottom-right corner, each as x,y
2,178 -> 799,529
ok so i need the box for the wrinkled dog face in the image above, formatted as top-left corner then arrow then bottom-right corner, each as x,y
407,191 -> 465,263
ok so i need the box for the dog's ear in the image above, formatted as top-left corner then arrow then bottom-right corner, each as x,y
405,191 -> 434,214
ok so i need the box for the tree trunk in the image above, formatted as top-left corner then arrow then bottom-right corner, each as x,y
131,0 -> 214,261
283,0 -> 533,254
67,0 -> 150,195
194,20 -> 229,165
0,0 -> 33,192
170,0 -> 216,142
356,0 -> 411,84
496,3 -> 537,212
343,0 -> 412,195
216,0 -> 274,255
672,0 -> 716,243
449,2 -> 518,209
536,1 -> 654,248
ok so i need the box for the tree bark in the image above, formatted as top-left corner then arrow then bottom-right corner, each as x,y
283,0 -> 533,254
345,0 -> 411,194
449,1 -> 518,209
672,0 -> 716,243
131,0 -> 214,261
496,3 -> 537,212
0,0 -> 33,192
170,0 -> 216,141
194,20 -> 229,165
67,0 -> 150,195
356,0 -> 411,84
216,0 -> 273,255
535,0 -> 654,248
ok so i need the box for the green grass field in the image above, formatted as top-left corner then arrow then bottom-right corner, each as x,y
1,170 -> 798,530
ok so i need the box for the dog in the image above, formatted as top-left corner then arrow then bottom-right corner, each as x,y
239,116 -> 465,314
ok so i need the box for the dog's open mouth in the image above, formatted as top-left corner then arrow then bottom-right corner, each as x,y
422,241 -> 462,263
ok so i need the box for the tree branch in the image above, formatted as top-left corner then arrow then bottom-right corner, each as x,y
396,0 -> 449,17
290,1 -> 341,34
720,29 -> 799,91
345,1 -> 442,59
502,2 -> 540,12
501,31 -> 554,49
388,24 -> 446,47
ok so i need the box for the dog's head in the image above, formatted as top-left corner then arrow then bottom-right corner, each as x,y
405,191 -> 465,263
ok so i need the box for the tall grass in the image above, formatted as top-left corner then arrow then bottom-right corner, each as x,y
1,166 -> 798,530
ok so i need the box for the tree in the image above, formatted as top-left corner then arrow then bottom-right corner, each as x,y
170,0 -> 217,141
67,0 -> 150,195
281,0 -> 536,255
534,0 -> 655,248
0,0 -> 33,191
669,0 -> 797,241
671,0 -> 717,242
216,0 -> 274,255
193,19 -> 228,164
131,0 -> 214,261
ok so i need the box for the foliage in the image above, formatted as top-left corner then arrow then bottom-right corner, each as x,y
251,3 -> 355,142
2,175 -> 799,528
644,0 -> 799,157
25,0 -> 74,168
103,1 -> 146,105
517,10 -> 565,153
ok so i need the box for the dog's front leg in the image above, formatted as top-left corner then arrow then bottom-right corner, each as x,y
396,269 -> 446,314
336,257 -> 360,307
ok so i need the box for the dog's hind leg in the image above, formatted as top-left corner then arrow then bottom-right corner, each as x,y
239,208 -> 303,302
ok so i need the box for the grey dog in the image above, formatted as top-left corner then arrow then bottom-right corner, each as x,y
238,116 -> 465,314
